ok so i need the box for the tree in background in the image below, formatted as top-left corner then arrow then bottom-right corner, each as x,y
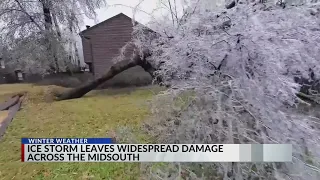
0,0 -> 106,75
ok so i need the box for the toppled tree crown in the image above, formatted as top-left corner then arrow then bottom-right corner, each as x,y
134,1 -> 320,179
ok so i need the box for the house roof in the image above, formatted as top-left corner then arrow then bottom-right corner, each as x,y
80,13 -> 138,35
79,13 -> 156,36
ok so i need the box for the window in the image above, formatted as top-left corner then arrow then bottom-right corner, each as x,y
0,59 -> 5,69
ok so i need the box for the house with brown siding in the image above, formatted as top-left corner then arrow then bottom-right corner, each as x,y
80,13 -> 152,87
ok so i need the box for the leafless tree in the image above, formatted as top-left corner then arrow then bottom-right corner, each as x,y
0,0 -> 106,74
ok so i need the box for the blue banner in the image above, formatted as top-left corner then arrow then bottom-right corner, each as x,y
21,138 -> 114,144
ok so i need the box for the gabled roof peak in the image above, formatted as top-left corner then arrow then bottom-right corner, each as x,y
81,13 -> 133,34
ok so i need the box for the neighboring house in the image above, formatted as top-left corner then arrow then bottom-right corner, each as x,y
79,13 -> 152,86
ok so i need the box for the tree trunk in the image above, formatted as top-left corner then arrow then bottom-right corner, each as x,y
56,50 -> 157,101
41,0 -> 60,72
51,8 -> 62,40
65,13 -> 76,76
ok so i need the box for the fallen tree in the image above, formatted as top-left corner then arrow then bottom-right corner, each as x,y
55,49 -> 156,100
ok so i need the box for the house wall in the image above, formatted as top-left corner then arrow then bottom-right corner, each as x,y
81,14 -> 152,86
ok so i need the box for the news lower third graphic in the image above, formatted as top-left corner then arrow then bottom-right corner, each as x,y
21,138 -> 292,162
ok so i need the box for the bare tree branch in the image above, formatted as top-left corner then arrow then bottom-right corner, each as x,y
13,0 -> 43,31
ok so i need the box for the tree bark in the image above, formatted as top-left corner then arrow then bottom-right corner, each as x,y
56,50 -> 157,101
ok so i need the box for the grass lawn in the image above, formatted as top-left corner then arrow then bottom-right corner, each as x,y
0,84 -> 162,180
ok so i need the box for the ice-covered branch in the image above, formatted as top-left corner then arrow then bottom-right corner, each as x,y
136,1 -> 320,179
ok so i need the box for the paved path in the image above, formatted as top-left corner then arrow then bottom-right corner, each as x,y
0,94 -> 24,140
